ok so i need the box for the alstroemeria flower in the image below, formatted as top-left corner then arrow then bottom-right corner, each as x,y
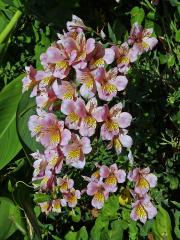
45,148 -> 64,174
52,199 -> 67,213
39,169 -> 54,191
28,110 -> 71,148
66,15 -> 89,32
61,97 -> 97,136
94,67 -> 128,101
40,45 -> 71,79
107,129 -> 133,154
31,151 -> 47,180
130,193 -> 157,223
63,188 -> 81,208
61,134 -> 92,168
38,201 -> 51,215
57,176 -> 74,193
99,164 -> 126,192
128,23 -> 158,54
58,32 -> 95,69
128,167 -> 157,194
87,180 -> 109,209
112,43 -> 139,74
22,66 -> 41,97
89,43 -> 115,69
52,80 -> 77,100
36,87 -> 57,110
93,103 -> 132,140
76,68 -> 97,99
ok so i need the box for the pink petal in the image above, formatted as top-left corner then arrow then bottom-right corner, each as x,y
115,169 -> 126,183
61,100 -> 75,115
87,182 -> 99,196
99,165 -> 110,178
86,38 -> 95,54
92,106 -> 108,122
81,137 -> 92,154
103,48 -> 115,64
117,112 -> 132,128
61,129 -> 71,146
119,134 -> 133,148
113,76 -> 128,91
145,173 -> 157,188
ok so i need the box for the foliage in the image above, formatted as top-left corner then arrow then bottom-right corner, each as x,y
0,0 -> 179,239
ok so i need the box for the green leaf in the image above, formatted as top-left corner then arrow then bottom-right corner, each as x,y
65,226 -> 88,240
71,207 -> 81,223
107,23 -> 116,43
33,193 -> 51,203
109,220 -> 123,240
167,55 -> 175,67
130,7 -> 145,25
17,90 -> 44,153
101,195 -> 120,220
169,0 -> 180,7
175,29 -> 180,42
0,74 -> 24,170
0,197 -> 26,239
152,205 -> 172,240
128,221 -> 138,240
90,215 -> 109,240
174,210 -> 180,239
169,175 -> 179,190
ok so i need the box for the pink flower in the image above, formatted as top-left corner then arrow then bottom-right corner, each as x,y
36,87 -> 57,110
51,199 -> 67,213
57,176 -> 74,193
39,169 -> 54,191
93,103 -> 132,140
107,129 -> 133,154
28,110 -> 71,148
45,148 -> 64,174
87,180 -> 109,209
40,46 -> 71,79
31,151 -> 47,180
99,163 -> 126,192
52,80 -> 77,100
76,68 -> 97,99
94,67 -> 128,101
63,188 -> 81,208
66,15 -> 89,32
130,193 -> 157,223
61,134 -> 92,168
128,23 -> 158,54
128,167 -> 157,194
38,201 -> 51,214
112,43 -> 139,74
22,66 -> 41,97
61,98 -> 98,136
88,43 -> 115,69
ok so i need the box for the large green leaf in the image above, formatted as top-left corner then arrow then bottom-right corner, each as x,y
0,74 -> 23,170
152,205 -> 172,240
17,90 -> 44,153
65,226 -> 88,240
0,197 -> 26,239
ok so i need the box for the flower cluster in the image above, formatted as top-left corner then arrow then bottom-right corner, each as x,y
22,15 -> 158,222
83,163 -> 126,209
128,167 -> 157,223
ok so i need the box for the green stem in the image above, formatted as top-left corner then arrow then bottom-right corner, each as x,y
0,9 -> 22,44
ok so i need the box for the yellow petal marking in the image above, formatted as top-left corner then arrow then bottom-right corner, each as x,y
67,148 -> 81,160
84,116 -> 96,128
105,175 -> 117,186
102,83 -> 117,94
105,120 -> 119,132
136,204 -> 147,218
94,192 -> 105,202
137,177 -> 150,190
56,60 -> 68,70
